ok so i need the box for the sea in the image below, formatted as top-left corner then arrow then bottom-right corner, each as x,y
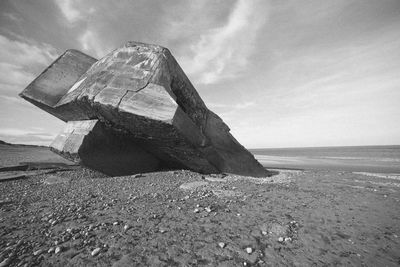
249,145 -> 400,175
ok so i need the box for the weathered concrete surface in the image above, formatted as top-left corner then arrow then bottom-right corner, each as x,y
51,120 -> 160,176
21,41 -> 269,177
19,50 -> 97,121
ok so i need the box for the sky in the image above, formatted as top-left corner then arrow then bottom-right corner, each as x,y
0,0 -> 399,148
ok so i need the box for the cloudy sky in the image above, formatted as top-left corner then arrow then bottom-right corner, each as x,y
0,0 -> 399,148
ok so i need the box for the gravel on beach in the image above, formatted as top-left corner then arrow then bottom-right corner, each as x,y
0,167 -> 399,266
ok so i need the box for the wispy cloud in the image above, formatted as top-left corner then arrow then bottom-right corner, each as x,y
208,101 -> 255,109
180,0 -> 268,84
3,12 -> 23,23
0,34 -> 58,90
54,0 -> 94,24
0,95 -> 31,107
78,29 -> 109,58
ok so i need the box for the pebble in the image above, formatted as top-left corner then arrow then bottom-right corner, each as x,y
194,208 -> 200,213
278,237 -> 284,242
0,258 -> 11,267
245,247 -> 253,254
261,230 -> 268,235
91,248 -> 101,256
113,222 -> 119,226
218,242 -> 226,248
205,207 -> 212,213
284,237 -> 292,242
123,225 -> 130,232
33,249 -> 43,256
48,247 -> 54,253
55,247 -> 62,254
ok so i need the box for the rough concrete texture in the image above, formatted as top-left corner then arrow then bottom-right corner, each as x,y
20,41 -> 269,177
50,120 -> 159,176
19,50 -> 97,121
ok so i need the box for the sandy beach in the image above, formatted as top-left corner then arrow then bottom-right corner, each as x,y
0,145 -> 399,266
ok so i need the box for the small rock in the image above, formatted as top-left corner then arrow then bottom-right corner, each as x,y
261,230 -> 268,235
113,222 -> 119,226
0,258 -> 11,267
91,248 -> 101,256
284,237 -> 292,242
55,247 -> 62,254
33,249 -> 43,256
205,207 -> 212,213
123,225 -> 130,232
245,247 -> 253,254
194,208 -> 200,213
278,237 -> 284,242
48,247 -> 55,253
218,242 -> 226,248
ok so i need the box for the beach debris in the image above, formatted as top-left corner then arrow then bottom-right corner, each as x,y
91,248 -> 101,256
246,247 -> 253,254
278,237 -> 284,243
33,249 -> 44,256
262,230 -> 268,236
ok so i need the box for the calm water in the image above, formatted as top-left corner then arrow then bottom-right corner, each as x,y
249,145 -> 400,174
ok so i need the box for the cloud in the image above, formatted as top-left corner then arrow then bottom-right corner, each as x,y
55,0 -> 97,28
0,95 -> 31,107
3,12 -> 23,23
54,0 -> 85,23
78,29 -> 109,58
179,0 -> 268,84
208,101 -> 255,109
0,34 -> 58,89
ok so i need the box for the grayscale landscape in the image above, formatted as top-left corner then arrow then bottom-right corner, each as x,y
1,0 -> 400,266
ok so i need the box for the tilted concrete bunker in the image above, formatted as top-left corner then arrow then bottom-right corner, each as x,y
20,42 -> 269,177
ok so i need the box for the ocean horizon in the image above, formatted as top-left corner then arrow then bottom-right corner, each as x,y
249,145 -> 400,175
